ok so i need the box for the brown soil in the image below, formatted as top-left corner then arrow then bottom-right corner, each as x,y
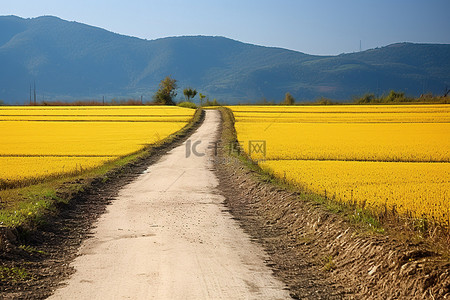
0,110 -> 205,299
214,108 -> 450,299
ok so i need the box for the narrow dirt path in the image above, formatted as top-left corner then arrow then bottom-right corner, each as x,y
48,110 -> 290,300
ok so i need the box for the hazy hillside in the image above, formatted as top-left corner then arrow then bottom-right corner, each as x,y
0,15 -> 449,104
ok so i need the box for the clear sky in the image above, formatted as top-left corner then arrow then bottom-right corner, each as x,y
2,0 -> 449,55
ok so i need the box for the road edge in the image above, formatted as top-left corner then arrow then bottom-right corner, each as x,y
214,107 -> 449,299
0,108 -> 205,299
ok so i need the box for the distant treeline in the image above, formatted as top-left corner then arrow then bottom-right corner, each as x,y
2,90 -> 448,107
353,91 -> 450,105
16,98 -> 222,108
250,90 -> 450,106
25,99 -> 148,106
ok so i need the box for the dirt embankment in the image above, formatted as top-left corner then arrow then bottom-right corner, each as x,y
0,109 -> 205,299
215,108 -> 450,299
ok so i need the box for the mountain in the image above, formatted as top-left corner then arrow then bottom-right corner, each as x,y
0,15 -> 449,104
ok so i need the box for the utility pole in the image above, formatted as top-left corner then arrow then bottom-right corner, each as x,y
33,81 -> 36,105
141,95 -> 143,105
376,80 -> 380,98
29,84 -> 32,105
103,96 -> 105,105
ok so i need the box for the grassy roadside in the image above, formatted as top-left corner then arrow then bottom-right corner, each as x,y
0,108 -> 204,232
218,107 -> 449,253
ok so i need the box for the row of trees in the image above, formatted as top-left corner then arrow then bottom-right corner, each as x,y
153,77 -> 444,106
352,90 -> 450,104
152,76 -> 299,106
354,90 -> 410,104
263,90 -> 449,106
153,76 -> 215,106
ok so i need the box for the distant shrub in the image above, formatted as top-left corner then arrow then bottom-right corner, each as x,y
354,93 -> 377,104
110,99 -> 144,105
177,101 -> 197,109
438,96 -> 450,104
27,99 -> 147,106
204,98 -> 221,106
316,97 -> 337,105
354,90 -> 413,104
283,92 -> 295,105
384,90 -> 409,102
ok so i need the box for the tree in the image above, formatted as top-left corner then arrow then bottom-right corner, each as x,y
205,98 -> 220,106
384,90 -> 406,103
283,92 -> 295,105
153,76 -> 177,105
354,93 -> 376,104
183,87 -> 197,102
199,93 -> 206,106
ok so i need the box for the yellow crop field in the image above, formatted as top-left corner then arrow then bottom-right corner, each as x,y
230,104 -> 449,113
0,106 -> 194,122
0,106 -> 194,116
0,121 -> 186,156
235,122 -> 449,162
0,106 -> 194,186
0,156 -> 114,184
260,160 -> 449,225
229,104 -> 450,225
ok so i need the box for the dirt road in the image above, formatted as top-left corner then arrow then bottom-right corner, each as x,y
49,110 -> 290,299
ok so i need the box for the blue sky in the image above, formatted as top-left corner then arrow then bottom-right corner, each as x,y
2,0 -> 449,55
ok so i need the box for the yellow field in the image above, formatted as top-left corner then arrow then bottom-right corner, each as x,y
260,160 -> 449,225
230,104 -> 450,225
0,106 -> 193,122
0,156 -> 114,185
230,104 -> 449,113
0,106 -> 194,116
0,106 -> 194,185
0,121 -> 186,156
235,123 -> 449,162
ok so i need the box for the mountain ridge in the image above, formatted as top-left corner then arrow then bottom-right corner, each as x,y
0,15 -> 449,104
